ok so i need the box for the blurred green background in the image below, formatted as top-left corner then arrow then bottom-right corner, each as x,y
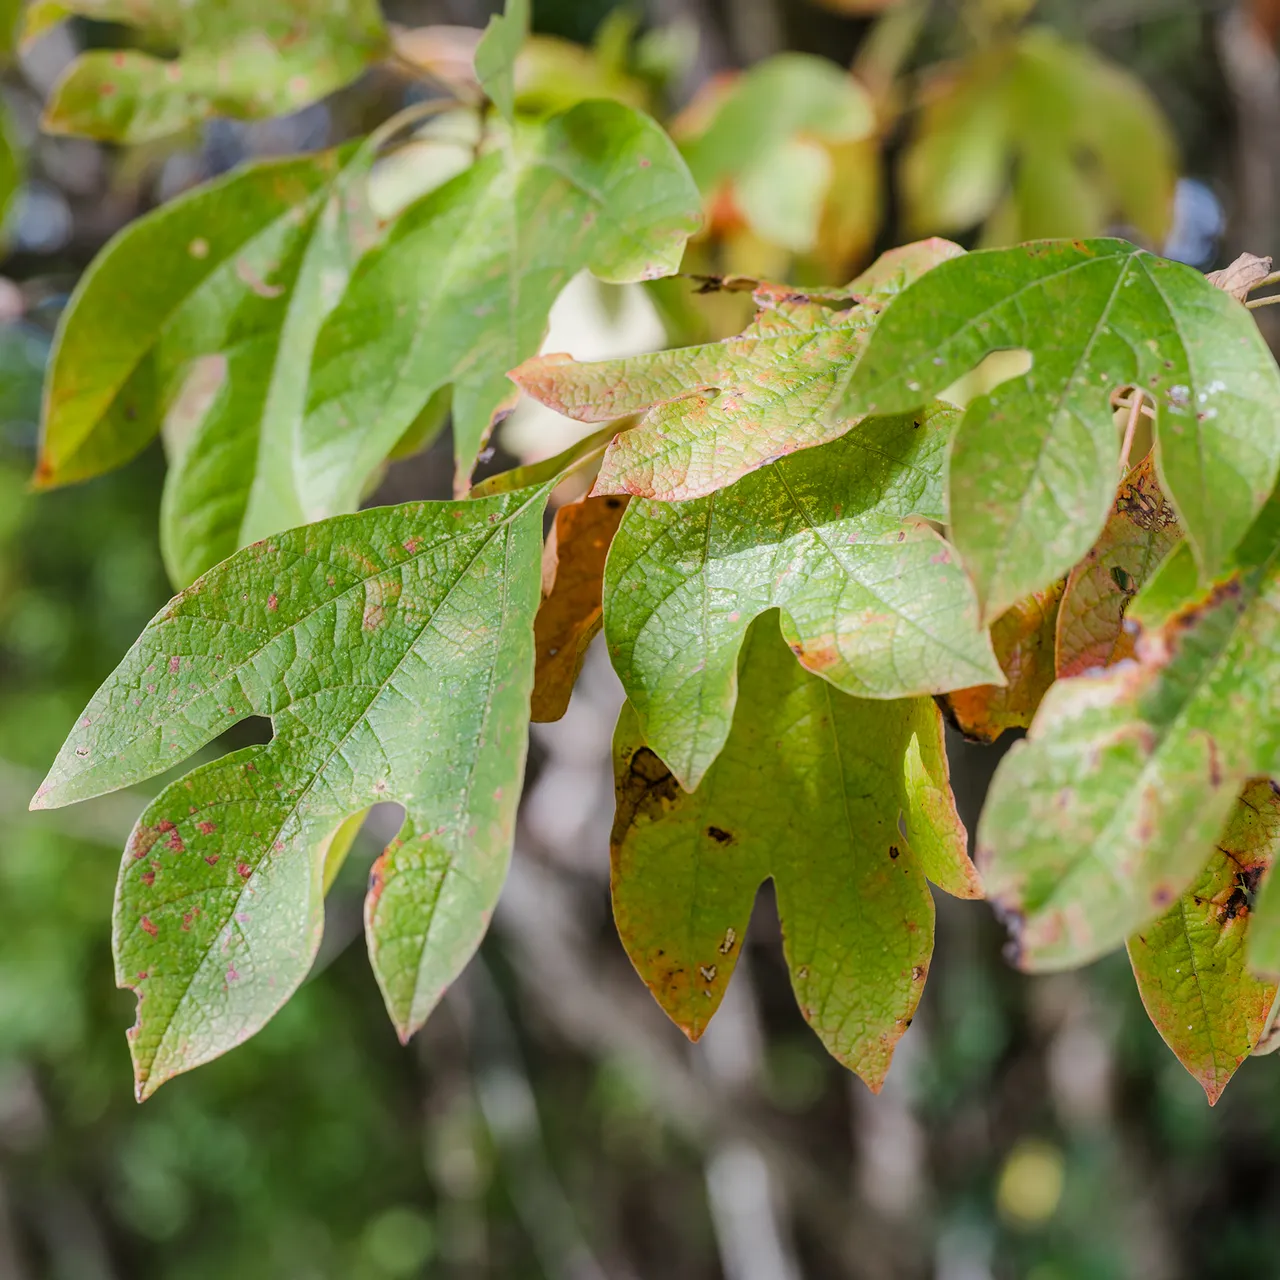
4,1 -> 1280,1277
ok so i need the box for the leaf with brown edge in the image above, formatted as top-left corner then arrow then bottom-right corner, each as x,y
510,239 -> 963,504
531,493 -> 629,723
35,481 -> 559,1097
942,580 -> 1064,744
1128,779 -> 1280,1104
979,500 -> 1280,971
1056,453 -> 1182,679
610,617 -> 963,1090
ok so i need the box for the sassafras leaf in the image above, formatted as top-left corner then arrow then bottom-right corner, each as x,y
39,0 -> 388,144
1056,453 -> 1181,679
979,502 -> 1280,971
35,483 -> 555,1097
842,239 -> 1280,617
512,239 -> 963,502
603,403 -> 1001,790
1128,780 -> 1280,1104
610,620 -> 961,1089
304,99 -> 701,495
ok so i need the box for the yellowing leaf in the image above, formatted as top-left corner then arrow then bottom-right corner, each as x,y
40,0 -> 388,144
35,483 -> 558,1096
900,29 -> 1176,246
943,580 -> 1063,744
1056,454 -> 1182,679
978,502 -> 1280,970
611,620 -> 964,1089
1128,780 -> 1280,1103
512,239 -> 963,503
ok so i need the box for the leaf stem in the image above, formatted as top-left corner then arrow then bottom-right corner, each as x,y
1118,390 -> 1144,475
1246,292 -> 1280,309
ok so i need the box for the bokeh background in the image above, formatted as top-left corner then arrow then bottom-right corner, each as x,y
3,1 -> 1280,1277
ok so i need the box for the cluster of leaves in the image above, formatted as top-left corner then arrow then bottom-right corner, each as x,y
26,0 -> 1280,1108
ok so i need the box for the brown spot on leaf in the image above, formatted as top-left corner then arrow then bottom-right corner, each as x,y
706,826 -> 733,845
140,916 -> 158,938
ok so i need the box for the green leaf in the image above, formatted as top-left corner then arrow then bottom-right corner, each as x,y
35,145 -> 377,587
512,239 -> 963,503
610,618 -> 973,1089
978,502 -> 1280,971
34,483 -> 555,1096
603,403 -> 1002,790
475,0 -> 529,122
0,96 -> 21,234
841,239 -> 1280,617
40,0 -> 388,144
1056,453 -> 1182,679
900,30 -> 1175,246
1127,780 -> 1280,1104
304,99 -> 702,496
942,580 -> 1063,744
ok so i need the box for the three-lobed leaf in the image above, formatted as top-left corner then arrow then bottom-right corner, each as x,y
842,239 -> 1280,618
610,618 -> 977,1089
603,403 -> 1001,790
35,483 -> 556,1096
36,0 -> 388,143
513,239 -> 963,503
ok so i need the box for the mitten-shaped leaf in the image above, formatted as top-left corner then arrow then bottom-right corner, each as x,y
35,145 -> 377,587
610,619 -> 975,1089
34,485 -> 552,1096
942,580 -> 1063,743
1128,780 -> 1280,1104
304,99 -> 701,495
979,503 -> 1280,970
1056,453 -> 1181,678
37,0 -> 387,143
512,239 -> 963,502
841,239 -> 1280,617
604,403 -> 1001,789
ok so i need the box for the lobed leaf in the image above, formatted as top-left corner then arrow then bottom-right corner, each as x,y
942,579 -> 1063,744
901,29 -> 1175,246
531,493 -> 629,723
978,502 -> 1280,971
610,619 -> 973,1089
842,239 -> 1280,617
39,0 -> 388,144
1128,780 -> 1280,1104
603,403 -> 1001,790
304,99 -> 702,496
34,483 -> 556,1096
512,239 -> 963,503
1056,453 -> 1181,679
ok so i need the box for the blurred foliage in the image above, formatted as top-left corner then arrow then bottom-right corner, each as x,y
2,0 -> 1279,1277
